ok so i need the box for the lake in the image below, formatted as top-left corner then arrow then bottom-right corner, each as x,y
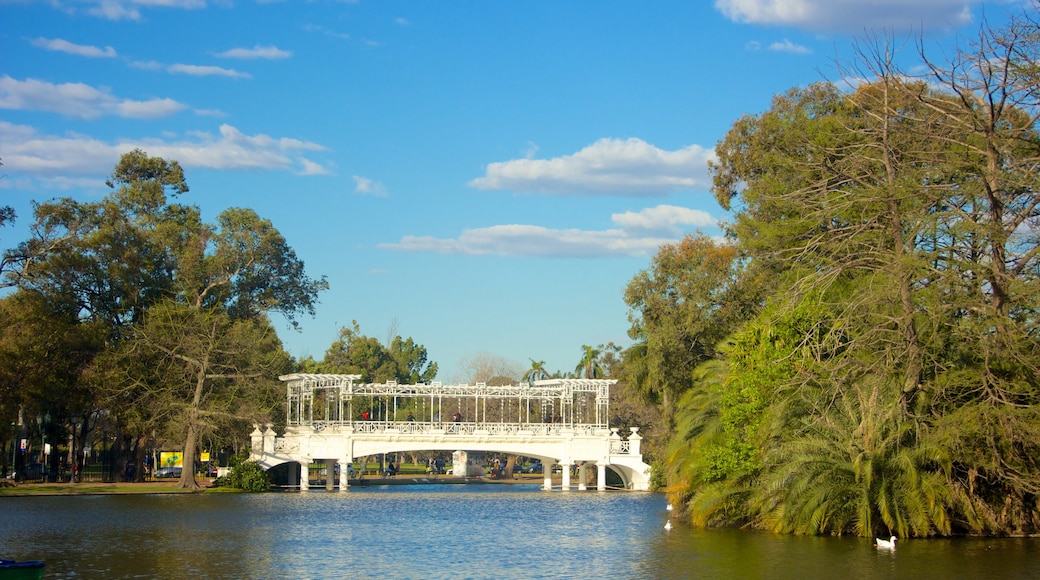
2,483 -> 1037,579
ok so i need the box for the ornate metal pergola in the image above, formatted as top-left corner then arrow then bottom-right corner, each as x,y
283,373 -> 614,431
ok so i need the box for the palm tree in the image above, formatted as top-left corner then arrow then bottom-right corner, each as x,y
574,344 -> 604,379
750,381 -> 952,538
522,359 -> 549,383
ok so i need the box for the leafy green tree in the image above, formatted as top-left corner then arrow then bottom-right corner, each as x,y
624,234 -> 767,429
320,321 -> 437,384
111,300 -> 291,489
388,335 -> 438,384
12,149 -> 191,333
0,291 -> 105,477
681,13 -> 1040,536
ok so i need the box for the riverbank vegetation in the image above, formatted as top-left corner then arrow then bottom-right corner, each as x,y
0,150 -> 328,490
625,10 -> 1040,537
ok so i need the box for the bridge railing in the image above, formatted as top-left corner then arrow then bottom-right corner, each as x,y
289,420 -> 612,439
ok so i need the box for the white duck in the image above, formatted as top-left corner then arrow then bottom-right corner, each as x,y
664,520 -> 673,531
875,535 -> 898,548
666,503 -> 673,512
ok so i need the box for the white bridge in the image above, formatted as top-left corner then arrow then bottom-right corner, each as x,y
250,373 -> 652,491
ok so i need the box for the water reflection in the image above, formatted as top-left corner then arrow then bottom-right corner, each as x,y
2,485 -> 1037,579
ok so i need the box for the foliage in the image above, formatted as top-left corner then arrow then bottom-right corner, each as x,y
319,320 -> 437,383
655,12 -> 1040,537
1,150 -> 325,490
623,234 -> 769,429
217,459 -> 271,492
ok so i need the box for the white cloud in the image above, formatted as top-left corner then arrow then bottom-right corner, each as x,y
0,121 -> 328,183
469,137 -> 715,196
352,175 -> 388,196
81,0 -> 207,21
0,76 -> 187,119
715,0 -> 975,32
379,204 -> 720,257
30,37 -> 117,58
769,39 -> 811,54
299,158 -> 332,175
216,45 -> 292,59
612,205 -> 716,234
168,64 -> 251,79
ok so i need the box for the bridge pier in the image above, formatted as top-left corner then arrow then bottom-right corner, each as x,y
597,463 -> 606,491
324,459 -> 335,491
561,462 -> 571,491
577,463 -> 587,491
300,458 -> 310,491
339,458 -> 350,491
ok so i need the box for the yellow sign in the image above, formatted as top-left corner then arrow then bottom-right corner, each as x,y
160,452 -> 182,468
200,452 -> 210,462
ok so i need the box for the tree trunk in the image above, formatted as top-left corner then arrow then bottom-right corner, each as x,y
178,423 -> 200,490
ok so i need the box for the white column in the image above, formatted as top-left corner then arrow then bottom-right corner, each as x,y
542,465 -> 553,491
597,463 -> 606,491
562,462 -> 571,491
325,459 -> 336,491
300,460 -> 310,491
338,458 -> 349,491
577,463 -> 587,491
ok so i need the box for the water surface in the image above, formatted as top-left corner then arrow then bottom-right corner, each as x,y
2,484 -> 1036,579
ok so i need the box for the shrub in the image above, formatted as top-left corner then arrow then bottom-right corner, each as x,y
220,460 -> 270,492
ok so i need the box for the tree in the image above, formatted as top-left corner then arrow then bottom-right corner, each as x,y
0,291 -> 105,479
111,300 -> 291,489
574,344 -> 603,379
457,352 -> 521,384
388,335 -> 438,384
522,359 -> 549,383
68,150 -> 326,490
680,12 -> 1040,536
11,149 -> 191,332
320,321 -> 437,384
623,234 -> 766,429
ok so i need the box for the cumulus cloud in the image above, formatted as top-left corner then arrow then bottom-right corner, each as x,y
715,0 -> 975,32
353,175 -> 388,196
0,76 -> 186,119
30,37 -> 117,58
379,204 -> 720,257
0,121 -> 331,183
469,137 -> 715,196
216,45 -> 292,59
168,64 -> 251,79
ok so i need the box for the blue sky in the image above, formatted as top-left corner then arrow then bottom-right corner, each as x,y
0,0 -> 1026,381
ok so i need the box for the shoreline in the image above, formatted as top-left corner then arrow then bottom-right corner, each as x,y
0,473 -> 556,497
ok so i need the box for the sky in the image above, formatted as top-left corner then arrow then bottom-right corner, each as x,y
0,0 -> 1028,382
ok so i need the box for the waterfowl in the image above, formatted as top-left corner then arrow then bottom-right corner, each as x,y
664,521 -> 673,531
875,536 -> 897,548
666,503 -> 673,512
